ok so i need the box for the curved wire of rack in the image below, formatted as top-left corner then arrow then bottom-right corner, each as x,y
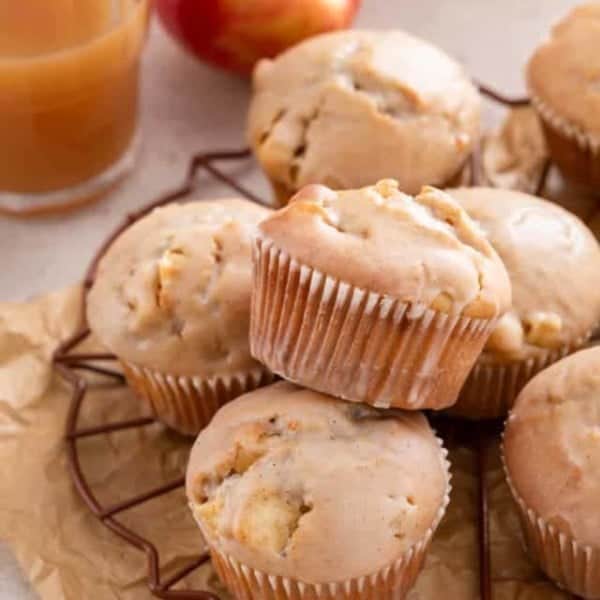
51,87 -> 576,600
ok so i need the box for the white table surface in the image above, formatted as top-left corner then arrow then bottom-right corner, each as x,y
0,0 -> 574,597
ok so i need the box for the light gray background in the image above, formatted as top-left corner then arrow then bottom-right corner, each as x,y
0,0 -> 575,597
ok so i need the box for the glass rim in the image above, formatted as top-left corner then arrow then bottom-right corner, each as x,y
0,0 -> 148,64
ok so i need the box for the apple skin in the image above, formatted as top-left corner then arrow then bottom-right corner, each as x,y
156,0 -> 362,75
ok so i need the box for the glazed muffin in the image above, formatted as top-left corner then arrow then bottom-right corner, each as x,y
527,3 -> 600,188
186,381 -> 451,600
248,30 -> 481,205
250,180 -> 511,410
503,347 -> 600,598
449,187 -> 600,419
88,199 -> 273,435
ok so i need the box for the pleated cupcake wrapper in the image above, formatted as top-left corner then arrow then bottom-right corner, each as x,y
199,438 -> 451,600
121,360 -> 274,435
530,90 -> 600,187
250,238 -> 496,410
452,343 -> 576,420
501,441 -> 600,598
530,91 -> 600,155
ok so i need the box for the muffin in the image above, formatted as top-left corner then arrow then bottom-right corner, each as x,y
88,198 -> 273,435
481,106 -> 548,194
250,180 -> 511,410
248,30 -> 481,205
449,187 -> 600,419
186,381 -> 451,600
503,347 -> 600,598
527,3 -> 600,188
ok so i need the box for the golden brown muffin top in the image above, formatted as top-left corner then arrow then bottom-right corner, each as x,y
504,347 -> 600,547
248,29 -> 481,199
186,381 -> 449,583
527,3 -> 600,142
451,187 -> 600,362
88,199 -> 270,376
258,181 -> 511,319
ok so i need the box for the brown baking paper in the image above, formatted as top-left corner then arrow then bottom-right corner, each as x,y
0,287 -> 570,599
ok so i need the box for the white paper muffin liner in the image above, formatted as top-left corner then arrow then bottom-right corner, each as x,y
250,238 -> 497,411
199,437 -> 452,600
530,89 -> 600,187
502,440 -> 600,598
121,360 -> 274,435
530,92 -> 600,155
451,344 -> 574,419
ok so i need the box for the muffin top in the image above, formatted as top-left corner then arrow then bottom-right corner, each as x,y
450,187 -> 600,362
527,2 -> 600,140
248,29 -> 481,198
258,180 -> 511,319
88,199 -> 270,377
504,347 -> 600,547
186,381 -> 449,583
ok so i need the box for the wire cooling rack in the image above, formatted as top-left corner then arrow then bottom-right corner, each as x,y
52,88 -> 578,600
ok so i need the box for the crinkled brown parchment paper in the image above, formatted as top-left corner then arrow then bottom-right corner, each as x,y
0,286 -> 570,599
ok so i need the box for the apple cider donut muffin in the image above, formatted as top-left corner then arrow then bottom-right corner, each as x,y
250,180 -> 511,410
450,187 -> 600,419
503,347 -> 600,598
186,381 -> 451,600
527,3 -> 600,188
88,199 -> 273,435
248,29 -> 481,205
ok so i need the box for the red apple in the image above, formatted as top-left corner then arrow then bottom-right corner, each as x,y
156,0 -> 362,75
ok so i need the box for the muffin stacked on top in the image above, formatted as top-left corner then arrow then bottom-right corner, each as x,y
251,180 -> 510,410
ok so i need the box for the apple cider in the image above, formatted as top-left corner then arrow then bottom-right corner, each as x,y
0,0 -> 148,213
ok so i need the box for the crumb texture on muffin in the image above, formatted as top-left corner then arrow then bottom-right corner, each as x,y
186,382 -> 449,583
258,181 -> 511,319
450,187 -> 600,362
88,199 -> 270,377
527,3 -> 600,143
504,347 -> 600,547
248,30 -> 481,197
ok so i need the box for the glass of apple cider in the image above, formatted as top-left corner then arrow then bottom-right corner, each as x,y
0,0 -> 149,216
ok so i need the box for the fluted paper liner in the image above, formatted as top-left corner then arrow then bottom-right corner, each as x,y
530,91 -> 600,187
122,360 -> 274,435
198,438 -> 451,600
502,440 -> 600,598
452,344 -> 575,419
250,238 -> 496,410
